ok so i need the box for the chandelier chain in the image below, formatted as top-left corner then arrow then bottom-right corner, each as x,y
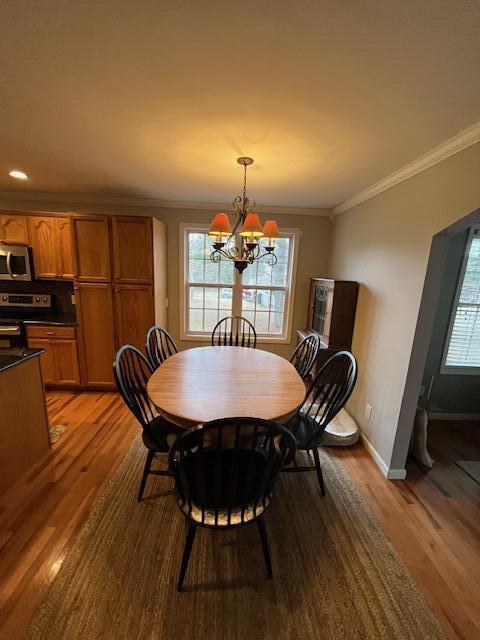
243,164 -> 247,213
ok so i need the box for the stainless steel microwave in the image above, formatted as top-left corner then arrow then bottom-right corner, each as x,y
0,243 -> 33,281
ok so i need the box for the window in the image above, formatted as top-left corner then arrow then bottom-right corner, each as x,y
442,227 -> 480,373
181,224 -> 299,342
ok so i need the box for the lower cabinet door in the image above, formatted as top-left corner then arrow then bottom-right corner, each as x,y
52,339 -> 81,386
114,284 -> 154,353
26,338 -> 56,385
75,283 -> 116,388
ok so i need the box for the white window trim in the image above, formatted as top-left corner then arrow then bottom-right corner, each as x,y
179,222 -> 301,344
440,225 -> 480,375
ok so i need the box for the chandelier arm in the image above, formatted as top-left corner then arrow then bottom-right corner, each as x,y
211,247 -> 238,263
255,250 -> 278,266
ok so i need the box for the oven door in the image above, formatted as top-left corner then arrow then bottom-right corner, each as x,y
0,244 -> 32,281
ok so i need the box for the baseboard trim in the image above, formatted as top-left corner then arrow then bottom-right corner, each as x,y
429,411 -> 480,421
361,433 -> 407,480
386,468 -> 407,480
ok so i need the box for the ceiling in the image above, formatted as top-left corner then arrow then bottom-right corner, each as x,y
1,0 -> 479,209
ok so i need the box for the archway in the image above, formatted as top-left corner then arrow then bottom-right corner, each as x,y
390,207 -> 480,471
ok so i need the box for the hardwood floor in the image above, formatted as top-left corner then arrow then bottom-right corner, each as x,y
0,391 -> 137,640
0,393 -> 479,640
330,420 -> 480,640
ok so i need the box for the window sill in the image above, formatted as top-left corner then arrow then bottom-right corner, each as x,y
439,365 -> 480,376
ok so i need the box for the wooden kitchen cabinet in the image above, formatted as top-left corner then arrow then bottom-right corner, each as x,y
112,216 -> 153,284
26,338 -> 56,385
56,217 -> 74,278
52,339 -> 80,385
28,216 -> 57,279
71,215 -> 111,282
75,283 -> 116,388
28,215 -> 73,280
26,326 -> 80,387
0,356 -> 50,496
0,213 -> 29,244
114,284 -> 154,352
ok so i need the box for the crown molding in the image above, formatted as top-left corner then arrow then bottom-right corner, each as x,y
0,190 -> 331,218
332,121 -> 480,218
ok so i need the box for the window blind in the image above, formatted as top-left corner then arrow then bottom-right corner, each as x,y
445,230 -> 480,368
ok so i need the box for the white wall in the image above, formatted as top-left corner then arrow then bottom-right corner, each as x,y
328,143 -> 480,473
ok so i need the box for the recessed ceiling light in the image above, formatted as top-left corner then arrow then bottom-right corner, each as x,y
9,170 -> 28,180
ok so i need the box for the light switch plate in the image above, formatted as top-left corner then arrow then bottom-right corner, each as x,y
365,403 -> 372,420
71,294 -> 76,305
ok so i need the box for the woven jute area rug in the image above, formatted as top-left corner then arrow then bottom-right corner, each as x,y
27,435 -> 445,640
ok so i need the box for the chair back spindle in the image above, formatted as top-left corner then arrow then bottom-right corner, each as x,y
290,332 -> 321,379
114,345 -> 158,429
211,315 -> 257,348
301,350 -> 357,448
146,325 -> 178,369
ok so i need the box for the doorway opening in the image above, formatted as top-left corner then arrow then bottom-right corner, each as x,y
389,207 -> 480,477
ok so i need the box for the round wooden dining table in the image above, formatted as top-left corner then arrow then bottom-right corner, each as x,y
147,346 -> 306,429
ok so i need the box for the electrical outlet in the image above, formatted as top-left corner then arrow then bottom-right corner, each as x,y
365,403 -> 372,420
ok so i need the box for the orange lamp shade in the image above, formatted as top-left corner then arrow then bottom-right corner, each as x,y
208,213 -> 232,236
239,212 -> 264,237
263,220 -> 280,239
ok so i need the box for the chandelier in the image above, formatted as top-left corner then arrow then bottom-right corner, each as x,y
208,157 -> 280,273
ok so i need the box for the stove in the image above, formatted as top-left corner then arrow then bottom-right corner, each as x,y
0,293 -> 52,347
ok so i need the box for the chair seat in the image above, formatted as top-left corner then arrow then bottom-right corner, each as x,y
179,499 -> 269,527
142,416 -> 184,452
285,412 -> 322,450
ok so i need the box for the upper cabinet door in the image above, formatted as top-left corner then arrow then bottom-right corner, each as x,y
56,217 -> 74,279
112,216 -> 153,284
71,215 -> 111,282
28,216 -> 73,280
28,216 -> 59,279
0,214 -> 29,244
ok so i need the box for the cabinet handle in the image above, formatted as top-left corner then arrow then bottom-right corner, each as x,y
46,331 -> 55,336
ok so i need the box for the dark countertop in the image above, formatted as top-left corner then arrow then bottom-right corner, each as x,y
22,314 -> 77,327
0,347 -> 45,374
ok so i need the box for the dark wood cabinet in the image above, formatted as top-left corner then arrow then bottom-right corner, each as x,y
300,278 -> 358,377
307,278 -> 358,348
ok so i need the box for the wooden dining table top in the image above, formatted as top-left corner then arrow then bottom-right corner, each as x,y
147,345 -> 306,429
